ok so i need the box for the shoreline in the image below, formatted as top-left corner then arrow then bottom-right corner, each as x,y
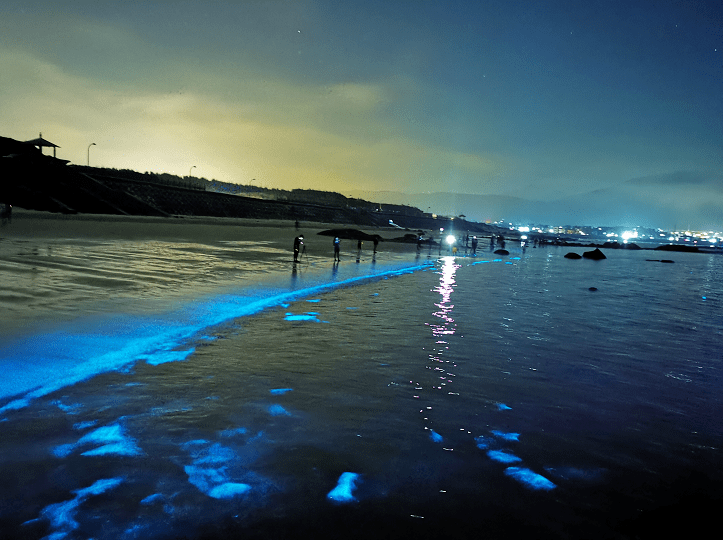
3,209 -> 416,246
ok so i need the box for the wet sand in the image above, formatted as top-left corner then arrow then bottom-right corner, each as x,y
3,209 -> 419,255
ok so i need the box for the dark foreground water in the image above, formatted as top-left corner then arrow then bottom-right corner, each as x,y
1,228 -> 721,539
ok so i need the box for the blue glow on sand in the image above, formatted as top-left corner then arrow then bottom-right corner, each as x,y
474,435 -> 490,449
497,403 -> 512,411
487,450 -> 523,464
270,388 -> 293,395
184,442 -> 253,499
53,423 -> 143,458
25,477 -> 124,537
73,420 -> 97,431
284,312 -> 327,323
208,482 -> 251,499
504,467 -> 557,491
491,430 -> 520,441
429,429 -> 443,443
140,493 -> 164,505
268,404 -> 291,416
327,472 -> 361,503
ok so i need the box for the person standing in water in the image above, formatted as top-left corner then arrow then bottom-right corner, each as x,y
293,234 -> 304,262
333,237 -> 341,262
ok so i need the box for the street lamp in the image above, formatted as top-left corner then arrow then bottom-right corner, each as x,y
87,143 -> 96,166
189,165 -> 196,177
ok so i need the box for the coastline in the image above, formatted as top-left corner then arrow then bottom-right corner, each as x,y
4,209 -> 412,246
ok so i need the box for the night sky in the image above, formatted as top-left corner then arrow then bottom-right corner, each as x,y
1,1 -> 721,229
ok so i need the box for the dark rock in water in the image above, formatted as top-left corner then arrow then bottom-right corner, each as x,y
564,252 -> 582,259
646,259 -> 675,263
589,287 -> 598,291
493,249 -> 509,256
661,259 -> 675,263
582,248 -> 606,260
655,244 -> 699,253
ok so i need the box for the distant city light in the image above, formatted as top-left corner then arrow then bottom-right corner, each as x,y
518,226 -> 530,232
621,230 -> 638,242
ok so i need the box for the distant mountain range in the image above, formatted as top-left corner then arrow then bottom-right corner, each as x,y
347,189 -> 671,229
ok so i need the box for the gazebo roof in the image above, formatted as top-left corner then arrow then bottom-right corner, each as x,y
25,134 -> 60,148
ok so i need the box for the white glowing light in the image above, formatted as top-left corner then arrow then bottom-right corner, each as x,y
445,235 -> 456,245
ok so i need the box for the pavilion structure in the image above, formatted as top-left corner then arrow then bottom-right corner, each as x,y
25,132 -> 60,158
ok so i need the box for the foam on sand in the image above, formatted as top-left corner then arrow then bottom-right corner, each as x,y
23,477 -> 124,538
327,472 -> 361,503
52,423 -> 143,458
487,450 -> 523,464
504,467 -> 557,491
183,441 -> 253,499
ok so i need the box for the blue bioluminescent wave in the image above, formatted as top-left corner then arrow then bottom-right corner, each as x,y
0,261 -> 433,414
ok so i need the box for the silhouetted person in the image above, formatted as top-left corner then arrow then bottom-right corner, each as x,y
293,234 -> 304,262
333,237 -> 341,262
471,235 -> 478,255
498,235 -> 505,249
0,203 -> 13,225
1,203 -> 11,226
417,235 -> 423,252
373,237 -> 379,253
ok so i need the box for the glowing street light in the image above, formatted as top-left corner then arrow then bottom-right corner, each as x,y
87,142 -> 96,166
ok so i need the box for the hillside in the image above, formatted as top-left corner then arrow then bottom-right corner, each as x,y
1,136 -> 501,236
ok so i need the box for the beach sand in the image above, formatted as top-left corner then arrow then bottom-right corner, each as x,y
4,209 -> 422,252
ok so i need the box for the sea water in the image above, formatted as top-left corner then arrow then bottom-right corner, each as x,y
1,230 -> 721,539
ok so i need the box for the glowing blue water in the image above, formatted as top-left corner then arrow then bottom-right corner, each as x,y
1,233 -> 722,539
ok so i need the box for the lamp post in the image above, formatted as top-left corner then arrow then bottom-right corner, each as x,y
189,165 -> 196,177
87,143 -> 96,166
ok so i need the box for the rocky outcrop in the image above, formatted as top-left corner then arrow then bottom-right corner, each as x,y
582,248 -> 606,260
493,249 -> 509,256
564,252 -> 582,259
654,244 -> 700,253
